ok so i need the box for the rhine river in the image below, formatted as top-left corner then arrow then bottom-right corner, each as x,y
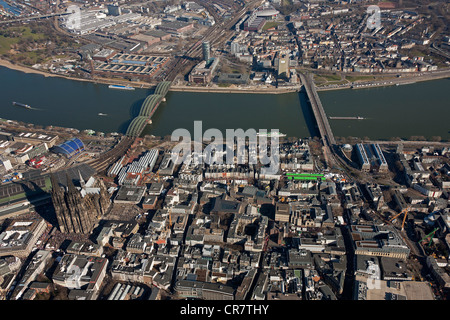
0,66 -> 449,141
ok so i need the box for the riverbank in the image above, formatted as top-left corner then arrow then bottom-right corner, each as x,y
316,69 -> 450,92
169,84 -> 300,94
0,58 -> 155,89
1,57 -> 449,95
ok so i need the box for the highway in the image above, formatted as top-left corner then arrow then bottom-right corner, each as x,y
0,12 -> 69,24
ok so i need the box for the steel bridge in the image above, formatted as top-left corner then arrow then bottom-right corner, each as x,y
125,81 -> 171,137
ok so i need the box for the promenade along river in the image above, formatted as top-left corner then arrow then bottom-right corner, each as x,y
0,66 -> 449,141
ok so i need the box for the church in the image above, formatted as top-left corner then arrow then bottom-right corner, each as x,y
50,169 -> 110,234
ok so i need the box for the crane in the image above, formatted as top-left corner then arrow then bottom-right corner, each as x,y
389,208 -> 409,231
420,228 -> 439,247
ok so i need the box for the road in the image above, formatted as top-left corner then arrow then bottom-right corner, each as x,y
316,68 -> 450,91
0,12 -> 69,24
299,72 -> 340,171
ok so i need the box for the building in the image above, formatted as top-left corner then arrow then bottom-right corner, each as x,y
157,21 -> 194,34
51,173 -> 110,234
202,41 -> 210,62
66,240 -> 103,257
158,154 -> 175,176
114,185 -> 146,204
276,53 -> 290,78
275,202 -> 290,223
52,254 -> 108,299
92,48 -> 116,62
148,182 -> 164,196
0,218 -> 47,258
243,13 -> 266,32
9,250 -> 52,300
94,53 -> 170,81
13,132 -> 58,148
188,57 -> 220,84
107,4 -> 122,16
426,256 -> 450,289
349,224 -> 410,260
255,7 -> 279,20
174,279 -> 234,300
356,144 -> 388,173
217,73 -> 250,85
356,143 -> 370,172
142,195 -> 158,210
0,174 -> 53,220
52,138 -> 85,159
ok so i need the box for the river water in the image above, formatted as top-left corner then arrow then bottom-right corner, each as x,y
0,66 -> 449,140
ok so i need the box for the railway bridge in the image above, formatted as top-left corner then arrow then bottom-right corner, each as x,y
88,81 -> 171,172
125,81 -> 172,137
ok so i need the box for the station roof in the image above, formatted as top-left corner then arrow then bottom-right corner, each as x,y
52,138 -> 85,157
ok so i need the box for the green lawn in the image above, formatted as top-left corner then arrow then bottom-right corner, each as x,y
262,21 -> 281,31
315,74 -> 342,82
346,75 -> 375,82
0,26 -> 47,55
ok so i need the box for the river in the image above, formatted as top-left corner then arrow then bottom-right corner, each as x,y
0,66 -> 449,141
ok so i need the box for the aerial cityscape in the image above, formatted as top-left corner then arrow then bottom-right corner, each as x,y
0,0 -> 449,307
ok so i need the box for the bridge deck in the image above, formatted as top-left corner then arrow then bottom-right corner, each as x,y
300,73 -> 336,146
125,81 -> 171,137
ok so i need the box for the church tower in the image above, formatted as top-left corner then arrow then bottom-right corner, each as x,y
50,172 -> 107,234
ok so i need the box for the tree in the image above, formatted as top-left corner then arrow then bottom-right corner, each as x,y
430,136 -> 442,142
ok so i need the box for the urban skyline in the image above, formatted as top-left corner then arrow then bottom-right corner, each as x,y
0,0 -> 449,310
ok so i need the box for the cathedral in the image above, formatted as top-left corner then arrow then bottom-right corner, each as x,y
50,171 -> 110,234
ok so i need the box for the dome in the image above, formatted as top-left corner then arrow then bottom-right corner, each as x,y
256,9 -> 279,17
343,144 -> 353,151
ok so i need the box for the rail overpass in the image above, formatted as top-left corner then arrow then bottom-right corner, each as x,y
125,81 -> 171,137
87,81 -> 171,173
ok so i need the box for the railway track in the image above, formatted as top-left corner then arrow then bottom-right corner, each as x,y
87,136 -> 134,173
165,0 -> 262,81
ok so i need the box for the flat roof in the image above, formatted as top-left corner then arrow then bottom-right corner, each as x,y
114,185 -> 146,203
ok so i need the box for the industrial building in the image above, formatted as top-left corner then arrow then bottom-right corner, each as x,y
94,53 -> 170,80
157,21 -> 194,34
243,13 -> 266,32
243,6 -> 279,32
